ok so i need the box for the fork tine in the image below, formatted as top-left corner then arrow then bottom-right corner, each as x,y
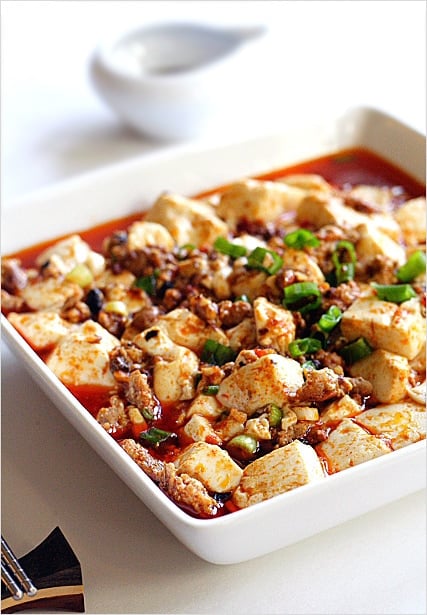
1,561 -> 24,601
1,537 -> 37,597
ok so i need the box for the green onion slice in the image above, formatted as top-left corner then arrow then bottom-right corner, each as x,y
396,250 -> 426,282
234,294 -> 250,303
141,407 -> 155,421
214,237 -> 248,258
247,247 -> 283,275
267,404 -> 283,427
283,281 -> 322,314
201,339 -> 236,366
288,337 -> 322,358
66,263 -> 93,287
202,385 -> 220,396
284,228 -> 320,249
339,337 -> 372,364
302,360 -> 317,371
139,427 -> 173,445
332,240 -> 356,284
228,434 -> 258,454
371,282 -> 417,303
134,272 -> 158,295
318,305 -> 342,332
177,243 -> 196,259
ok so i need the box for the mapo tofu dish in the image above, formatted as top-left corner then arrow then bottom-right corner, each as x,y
2,148 -> 426,518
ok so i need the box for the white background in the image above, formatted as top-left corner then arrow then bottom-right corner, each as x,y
1,1 -> 426,614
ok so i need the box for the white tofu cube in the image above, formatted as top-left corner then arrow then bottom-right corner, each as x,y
175,442 -> 242,493
216,179 -> 305,228
282,248 -> 325,283
394,197 -> 426,246
297,194 -> 401,240
232,440 -> 325,508
293,406 -> 319,421
230,268 -> 268,302
20,278 -> 82,311
356,223 -> 406,265
226,318 -> 257,352
349,349 -> 410,403
183,414 -> 221,444
157,308 -> 228,353
145,193 -> 228,247
320,395 -> 363,424
354,402 -> 426,450
217,354 -> 304,415
348,185 -> 395,211
127,221 -> 175,251
245,416 -> 271,440
35,234 -> 105,276
35,234 -> 90,272
296,193 -> 367,230
278,173 -> 332,193
200,255 -> 233,300
94,269 -> 136,288
406,381 -> 426,406
8,311 -> 74,351
135,327 -> 199,402
253,297 -> 296,354
187,394 -> 224,419
340,296 -> 425,360
316,418 -> 391,473
46,320 -> 119,387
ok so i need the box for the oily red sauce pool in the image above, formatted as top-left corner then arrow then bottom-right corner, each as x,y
7,148 -> 425,270
197,147 -> 426,199
5,145 -> 426,398
3,146 -> 425,517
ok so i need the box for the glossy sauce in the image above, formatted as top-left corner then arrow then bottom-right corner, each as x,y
4,147 -> 425,516
7,148 -> 425,269
5,146 -> 425,410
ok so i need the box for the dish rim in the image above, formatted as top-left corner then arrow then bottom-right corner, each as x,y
2,104 -> 426,562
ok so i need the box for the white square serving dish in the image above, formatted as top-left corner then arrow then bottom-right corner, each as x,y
2,106 -> 426,565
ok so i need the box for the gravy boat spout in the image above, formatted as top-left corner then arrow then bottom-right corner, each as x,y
89,21 -> 268,141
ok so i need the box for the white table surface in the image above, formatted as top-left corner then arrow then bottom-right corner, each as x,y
1,1 -> 426,614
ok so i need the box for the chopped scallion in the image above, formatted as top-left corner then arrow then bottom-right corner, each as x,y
339,337 -> 372,364
396,250 -> 426,282
234,294 -> 250,303
177,243 -> 196,259
288,337 -> 322,358
332,240 -> 356,285
135,272 -> 158,295
141,407 -> 155,421
302,360 -> 317,371
372,282 -> 417,303
284,228 -> 320,249
267,404 -> 283,427
283,281 -> 322,314
66,263 -> 93,287
318,305 -> 342,332
139,427 -> 173,445
247,247 -> 283,275
214,237 -> 248,258
202,385 -> 220,396
201,339 -> 236,366
181,243 -> 196,251
227,434 -> 258,454
103,300 -> 128,316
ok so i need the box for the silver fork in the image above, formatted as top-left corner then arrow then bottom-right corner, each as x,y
1,536 -> 37,601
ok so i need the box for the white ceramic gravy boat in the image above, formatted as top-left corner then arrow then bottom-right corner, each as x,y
90,21 -> 267,141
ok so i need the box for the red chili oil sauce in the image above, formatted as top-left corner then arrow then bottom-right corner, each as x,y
3,147 -> 425,516
7,148 -> 425,270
